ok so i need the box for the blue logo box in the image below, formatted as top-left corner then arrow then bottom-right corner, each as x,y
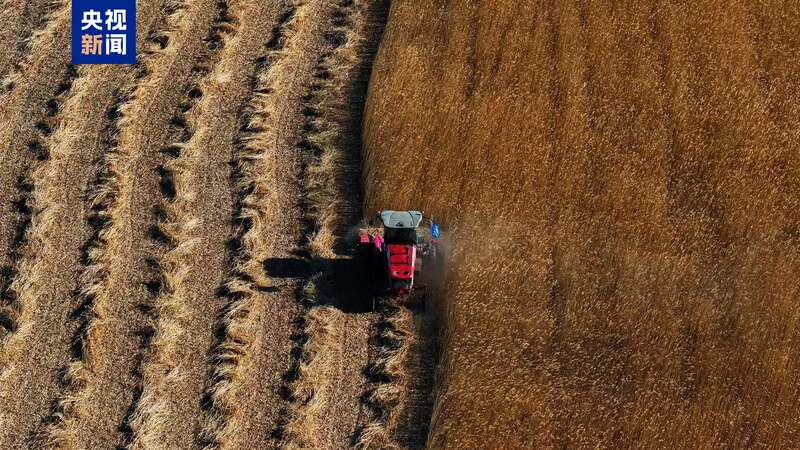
72,0 -> 136,64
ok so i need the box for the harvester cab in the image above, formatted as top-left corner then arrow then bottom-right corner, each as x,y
358,210 -> 442,304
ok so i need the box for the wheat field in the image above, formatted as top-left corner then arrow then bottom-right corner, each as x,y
364,0 -> 799,448
3,0 -> 794,448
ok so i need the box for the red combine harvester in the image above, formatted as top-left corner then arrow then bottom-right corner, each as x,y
358,210 -> 442,306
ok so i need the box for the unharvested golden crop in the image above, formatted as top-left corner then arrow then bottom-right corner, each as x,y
364,1 -> 800,448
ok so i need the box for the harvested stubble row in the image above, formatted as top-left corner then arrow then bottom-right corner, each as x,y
282,1 -> 390,448
127,0 -> 293,448
0,2 -> 74,330
0,0 -> 438,447
285,306 -> 373,449
0,0 -> 59,80
202,1 -> 347,448
357,303 -> 413,450
44,0 -> 224,447
0,0 -> 169,446
393,311 -> 437,449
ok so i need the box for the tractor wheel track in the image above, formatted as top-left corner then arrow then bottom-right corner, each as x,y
43,0 -> 227,447
0,0 -> 170,446
127,1 -> 291,448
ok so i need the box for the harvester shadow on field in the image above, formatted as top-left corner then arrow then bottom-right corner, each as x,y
264,256 -> 373,313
